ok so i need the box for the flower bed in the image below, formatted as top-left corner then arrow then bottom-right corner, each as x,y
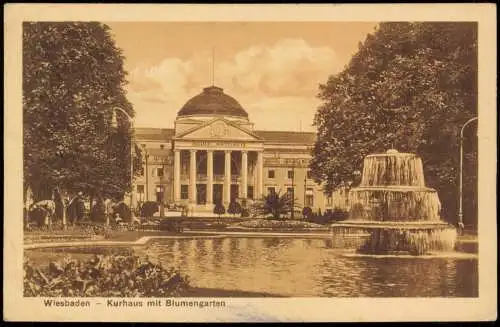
24,253 -> 190,297
24,221 -> 139,242
229,219 -> 328,231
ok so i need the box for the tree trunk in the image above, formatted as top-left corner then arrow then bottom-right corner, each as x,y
89,194 -> 94,222
55,187 -> 68,230
24,184 -> 30,226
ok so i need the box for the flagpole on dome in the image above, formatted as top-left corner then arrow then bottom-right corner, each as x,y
211,46 -> 215,87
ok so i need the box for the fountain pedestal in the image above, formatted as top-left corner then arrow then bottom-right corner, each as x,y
332,149 -> 457,255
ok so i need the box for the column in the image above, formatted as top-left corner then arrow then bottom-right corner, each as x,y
224,150 -> 231,205
189,149 -> 197,204
256,151 -> 263,198
174,149 -> 181,202
207,150 -> 214,205
241,151 -> 248,199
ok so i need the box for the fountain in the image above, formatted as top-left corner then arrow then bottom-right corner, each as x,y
331,149 -> 457,255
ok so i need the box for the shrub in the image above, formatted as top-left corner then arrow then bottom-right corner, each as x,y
24,254 -> 190,297
112,202 -> 132,221
159,219 -> 183,232
331,207 -> 349,221
140,201 -> 160,218
28,207 -> 48,227
240,208 -> 250,218
227,201 -> 242,216
302,207 -> 313,219
251,191 -> 299,219
90,200 -> 106,223
213,202 -> 225,218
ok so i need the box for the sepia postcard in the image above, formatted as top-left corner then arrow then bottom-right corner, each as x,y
3,3 -> 497,323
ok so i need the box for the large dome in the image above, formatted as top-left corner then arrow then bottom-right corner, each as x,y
177,86 -> 248,118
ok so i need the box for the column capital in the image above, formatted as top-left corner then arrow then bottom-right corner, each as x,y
190,149 -> 197,154
224,149 -> 232,154
206,149 -> 214,154
241,150 -> 248,154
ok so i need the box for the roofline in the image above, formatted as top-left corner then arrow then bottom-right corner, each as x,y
175,113 -> 250,120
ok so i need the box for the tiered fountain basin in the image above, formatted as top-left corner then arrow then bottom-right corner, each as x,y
331,149 -> 457,256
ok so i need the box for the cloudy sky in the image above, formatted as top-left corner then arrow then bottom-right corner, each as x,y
106,22 -> 378,132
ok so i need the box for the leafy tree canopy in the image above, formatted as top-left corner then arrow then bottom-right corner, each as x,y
311,22 -> 477,224
23,22 -> 142,202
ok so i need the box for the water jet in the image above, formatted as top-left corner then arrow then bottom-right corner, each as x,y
331,149 -> 457,255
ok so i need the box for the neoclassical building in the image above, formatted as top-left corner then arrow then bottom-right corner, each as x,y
132,85 -> 343,214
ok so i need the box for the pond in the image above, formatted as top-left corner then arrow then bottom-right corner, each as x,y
134,237 -> 478,297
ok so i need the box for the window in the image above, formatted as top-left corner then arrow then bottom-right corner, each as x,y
268,170 -> 275,179
181,185 -> 189,200
137,185 -> 145,193
157,168 -> 164,177
307,170 -> 312,179
247,186 -> 254,199
160,144 -> 164,150
288,170 -> 294,179
267,187 -> 276,195
327,196 -> 333,206
287,187 -> 294,197
306,188 -> 314,207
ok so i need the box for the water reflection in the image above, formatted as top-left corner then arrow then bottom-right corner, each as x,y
142,237 -> 478,297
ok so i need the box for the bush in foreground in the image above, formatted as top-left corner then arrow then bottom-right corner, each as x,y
24,254 -> 190,297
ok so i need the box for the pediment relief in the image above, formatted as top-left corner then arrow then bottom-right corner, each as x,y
177,119 -> 260,141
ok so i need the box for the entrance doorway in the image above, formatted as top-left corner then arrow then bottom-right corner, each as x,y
230,185 -> 239,202
213,184 -> 223,204
196,184 -> 206,205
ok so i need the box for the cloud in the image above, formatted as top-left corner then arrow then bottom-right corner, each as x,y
126,38 -> 340,130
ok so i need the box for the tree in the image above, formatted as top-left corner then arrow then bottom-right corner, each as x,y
227,201 -> 242,217
23,22 -> 142,223
140,201 -> 160,218
251,190 -> 300,219
213,201 -> 226,218
311,22 -> 478,226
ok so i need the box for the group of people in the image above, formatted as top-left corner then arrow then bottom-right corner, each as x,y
26,189 -> 131,228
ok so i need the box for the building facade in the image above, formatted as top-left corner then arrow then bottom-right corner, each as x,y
132,85 -> 342,214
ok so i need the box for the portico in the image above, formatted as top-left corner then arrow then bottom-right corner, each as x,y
173,142 -> 264,208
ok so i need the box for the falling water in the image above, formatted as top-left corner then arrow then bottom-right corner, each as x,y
360,150 -> 426,187
333,149 -> 457,255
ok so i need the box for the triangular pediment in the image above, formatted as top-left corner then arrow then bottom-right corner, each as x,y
176,118 -> 261,141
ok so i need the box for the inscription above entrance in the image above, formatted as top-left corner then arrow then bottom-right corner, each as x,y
193,140 -> 247,148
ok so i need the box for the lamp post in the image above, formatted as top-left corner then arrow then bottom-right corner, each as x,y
144,151 -> 149,202
458,116 -> 478,234
156,185 -> 164,218
303,172 -> 307,209
291,163 -> 295,219
111,106 -> 135,220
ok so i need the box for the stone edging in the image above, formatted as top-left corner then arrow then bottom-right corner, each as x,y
24,231 -> 332,250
